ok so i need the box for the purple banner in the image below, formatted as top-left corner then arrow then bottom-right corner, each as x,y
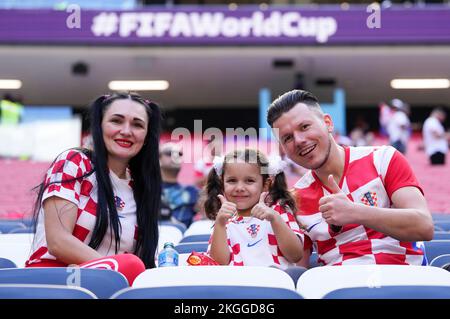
0,7 -> 450,45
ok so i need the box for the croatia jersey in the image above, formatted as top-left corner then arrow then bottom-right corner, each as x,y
26,150 -> 138,266
294,145 -> 426,266
208,202 -> 303,269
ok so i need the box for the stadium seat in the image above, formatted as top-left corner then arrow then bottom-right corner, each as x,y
433,231 -> 450,240
296,265 -> 450,299
429,254 -> 450,268
0,267 -> 128,299
0,257 -> 16,269
323,285 -> 450,299
423,240 -> 450,262
133,266 -> 296,291
112,285 -> 303,299
179,234 -> 210,243
159,220 -> 187,234
0,284 -> 97,299
183,220 -> 214,237
175,242 -> 208,254
309,251 -> 321,268
0,233 -> 34,267
158,224 -> 183,252
8,227 -> 33,234
434,221 -> 450,232
0,220 -> 27,234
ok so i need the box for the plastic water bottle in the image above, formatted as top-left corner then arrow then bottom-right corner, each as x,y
158,242 -> 179,267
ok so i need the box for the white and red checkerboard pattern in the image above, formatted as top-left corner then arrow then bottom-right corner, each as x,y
294,145 -> 426,266
208,202 -> 303,269
27,150 -> 137,266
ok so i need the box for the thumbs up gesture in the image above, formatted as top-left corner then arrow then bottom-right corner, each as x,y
216,194 -> 238,226
318,175 -> 356,228
250,192 -> 279,223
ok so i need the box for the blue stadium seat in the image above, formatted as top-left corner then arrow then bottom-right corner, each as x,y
0,284 -> 96,299
112,285 -> 303,299
433,231 -> 450,240
0,257 -> 16,269
434,221 -> 450,232
8,227 -> 33,234
323,285 -> 450,299
175,242 -> 208,254
309,251 -> 321,268
0,220 -> 27,234
0,267 -> 128,299
179,234 -> 210,243
159,220 -> 187,234
423,240 -> 450,262
429,254 -> 450,268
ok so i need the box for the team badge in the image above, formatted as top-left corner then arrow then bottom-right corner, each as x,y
246,224 -> 260,238
114,196 -> 125,210
361,192 -> 377,207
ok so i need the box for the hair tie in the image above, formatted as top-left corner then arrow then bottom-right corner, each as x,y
212,156 -> 225,176
267,154 -> 288,177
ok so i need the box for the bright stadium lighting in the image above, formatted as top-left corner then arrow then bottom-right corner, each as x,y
0,79 -> 22,89
391,79 -> 450,89
108,80 -> 169,91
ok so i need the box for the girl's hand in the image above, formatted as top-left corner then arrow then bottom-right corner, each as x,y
216,194 -> 237,226
250,192 -> 279,223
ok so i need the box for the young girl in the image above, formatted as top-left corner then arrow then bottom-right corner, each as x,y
204,149 -> 304,269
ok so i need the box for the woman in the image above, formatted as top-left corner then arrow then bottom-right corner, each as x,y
26,93 -> 161,285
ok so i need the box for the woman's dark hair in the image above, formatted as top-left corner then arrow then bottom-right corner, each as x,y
32,92 -> 161,268
203,148 -> 296,220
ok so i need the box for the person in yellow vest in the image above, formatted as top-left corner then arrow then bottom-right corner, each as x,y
0,94 -> 23,125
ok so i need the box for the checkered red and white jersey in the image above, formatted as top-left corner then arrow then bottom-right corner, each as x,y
208,202 -> 303,269
26,150 -> 138,266
294,145 -> 426,266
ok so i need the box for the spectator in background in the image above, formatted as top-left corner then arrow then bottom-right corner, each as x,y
194,135 -> 223,189
422,108 -> 449,165
379,101 -> 394,138
0,94 -> 23,125
160,142 -> 199,228
26,93 -> 162,285
387,98 -> 411,154
268,89 -> 433,267
350,115 -> 374,147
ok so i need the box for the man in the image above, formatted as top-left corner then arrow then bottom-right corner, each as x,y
267,89 -> 433,267
386,98 -> 411,154
160,142 -> 199,228
422,108 -> 449,165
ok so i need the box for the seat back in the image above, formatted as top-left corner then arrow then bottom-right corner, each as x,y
0,257 -> 17,269
0,284 -> 97,299
429,254 -> 450,268
0,233 -> 34,267
297,265 -> 450,299
323,285 -> 450,299
423,240 -> 450,262
434,221 -> 450,232
0,267 -> 128,299
133,266 -> 296,290
158,224 -> 183,252
433,231 -> 450,240
0,220 -> 27,234
179,234 -> 210,243
183,220 -> 214,237
112,285 -> 303,299
175,242 -> 208,254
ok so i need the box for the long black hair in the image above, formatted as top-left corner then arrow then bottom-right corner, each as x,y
203,148 -> 296,220
32,92 -> 161,268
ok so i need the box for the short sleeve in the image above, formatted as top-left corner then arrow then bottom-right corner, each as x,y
384,149 -> 423,198
42,150 -> 92,205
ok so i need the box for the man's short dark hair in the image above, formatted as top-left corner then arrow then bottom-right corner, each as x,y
267,89 -> 322,127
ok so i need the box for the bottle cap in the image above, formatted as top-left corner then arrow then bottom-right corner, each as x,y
163,242 -> 175,249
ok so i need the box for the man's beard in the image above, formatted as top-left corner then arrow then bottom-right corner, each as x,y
310,135 -> 332,170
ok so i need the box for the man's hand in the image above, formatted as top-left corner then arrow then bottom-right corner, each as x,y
319,175 -> 357,228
